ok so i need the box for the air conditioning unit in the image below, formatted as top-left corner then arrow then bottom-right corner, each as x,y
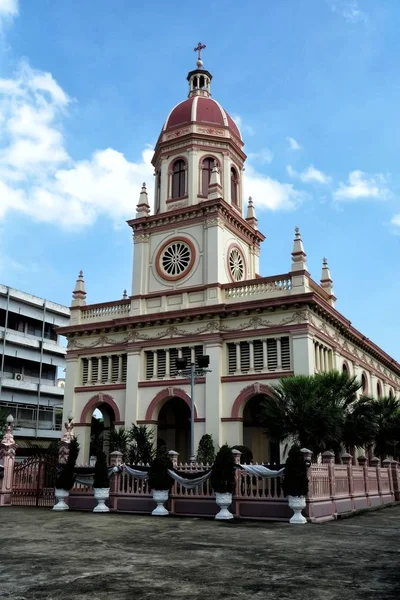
13,373 -> 24,381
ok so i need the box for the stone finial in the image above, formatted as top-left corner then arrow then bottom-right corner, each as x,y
168,450 -> 179,468
291,226 -> 308,272
71,270 -> 86,307
231,448 -> 242,464
321,450 -> 335,464
341,453 -> 352,465
0,417 -> 16,455
245,197 -> 258,228
320,257 -> 336,306
122,289 -> 128,299
207,162 -> 223,201
136,182 -> 150,217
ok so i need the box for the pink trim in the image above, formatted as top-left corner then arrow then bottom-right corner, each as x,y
145,387 -> 198,421
155,236 -> 196,282
80,393 -> 121,424
231,383 -> 274,419
226,242 -> 247,283
74,384 -> 126,392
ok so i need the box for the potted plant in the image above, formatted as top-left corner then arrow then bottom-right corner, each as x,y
53,437 -> 80,511
196,434 -> 216,465
282,445 -> 309,524
148,449 -> 173,516
93,451 -> 110,513
210,444 -> 236,520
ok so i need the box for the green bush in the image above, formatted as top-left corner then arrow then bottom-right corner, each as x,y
55,437 -> 80,491
196,434 -> 216,465
282,445 -> 309,497
148,447 -> 173,491
231,445 -> 253,464
93,451 -> 110,489
210,444 -> 236,494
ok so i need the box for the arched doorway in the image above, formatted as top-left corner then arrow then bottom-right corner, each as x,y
157,397 -> 190,461
89,402 -> 116,461
242,395 -> 279,464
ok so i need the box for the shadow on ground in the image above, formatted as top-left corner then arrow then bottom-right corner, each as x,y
0,506 -> 400,599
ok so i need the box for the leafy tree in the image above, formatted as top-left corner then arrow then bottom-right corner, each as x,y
282,445 -> 309,497
371,397 -> 400,461
128,424 -> 155,465
108,426 -> 129,459
259,372 -> 361,459
93,451 -> 110,489
196,434 -> 216,465
56,437 -> 80,491
342,395 -> 378,456
210,444 -> 236,494
148,446 -> 173,491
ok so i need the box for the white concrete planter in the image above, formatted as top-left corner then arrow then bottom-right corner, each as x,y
93,488 -> 110,513
152,490 -> 169,516
53,489 -> 69,511
288,495 -> 307,524
215,492 -> 234,520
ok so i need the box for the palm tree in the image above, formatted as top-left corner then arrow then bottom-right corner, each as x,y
107,426 -> 130,460
342,395 -> 378,457
259,372 -> 361,460
372,396 -> 400,461
128,424 -> 155,465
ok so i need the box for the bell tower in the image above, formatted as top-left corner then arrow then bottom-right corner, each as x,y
128,45 -> 265,309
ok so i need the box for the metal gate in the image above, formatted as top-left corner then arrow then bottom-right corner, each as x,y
11,454 -> 58,507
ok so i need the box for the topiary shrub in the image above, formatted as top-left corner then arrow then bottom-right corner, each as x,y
93,451 -> 110,489
56,437 -> 80,491
231,445 -> 253,464
282,445 -> 309,497
210,444 -> 236,494
196,434 -> 216,465
148,447 -> 173,491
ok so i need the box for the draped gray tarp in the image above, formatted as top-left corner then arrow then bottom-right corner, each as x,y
239,464 -> 285,477
167,469 -> 212,489
74,466 -> 121,487
123,465 -> 150,480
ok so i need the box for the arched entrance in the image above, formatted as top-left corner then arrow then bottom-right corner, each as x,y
157,397 -> 190,461
80,394 -> 121,463
89,402 -> 116,460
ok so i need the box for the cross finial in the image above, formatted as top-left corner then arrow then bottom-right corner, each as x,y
194,42 -> 206,60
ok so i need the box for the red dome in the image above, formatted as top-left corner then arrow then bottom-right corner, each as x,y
163,96 -> 242,140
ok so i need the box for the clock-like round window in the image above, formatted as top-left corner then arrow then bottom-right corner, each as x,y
228,247 -> 245,282
156,238 -> 195,281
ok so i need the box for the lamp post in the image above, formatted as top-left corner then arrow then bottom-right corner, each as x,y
176,355 -> 211,463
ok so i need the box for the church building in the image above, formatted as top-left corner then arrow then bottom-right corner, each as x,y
58,46 -> 400,464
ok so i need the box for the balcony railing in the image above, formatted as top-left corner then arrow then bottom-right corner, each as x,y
223,274 -> 292,300
80,300 -> 130,322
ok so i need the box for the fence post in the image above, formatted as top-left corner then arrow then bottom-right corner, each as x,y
341,453 -> 353,499
109,451 -> 123,467
370,456 -> 381,501
357,455 -> 369,504
168,450 -> 179,469
322,451 -> 335,515
0,417 -> 17,507
390,461 -> 400,501
382,459 -> 393,498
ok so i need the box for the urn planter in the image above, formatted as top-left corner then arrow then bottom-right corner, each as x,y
93,487 -> 110,513
53,489 -> 70,511
288,495 -> 307,524
215,492 -> 234,520
152,490 -> 169,516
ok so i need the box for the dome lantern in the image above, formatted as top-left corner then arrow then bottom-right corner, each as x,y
187,42 -> 212,98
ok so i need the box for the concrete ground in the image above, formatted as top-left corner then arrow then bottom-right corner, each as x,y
0,506 -> 399,600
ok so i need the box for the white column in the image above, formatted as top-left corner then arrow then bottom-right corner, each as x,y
292,334 -> 314,375
235,342 -> 241,374
314,343 -> 319,372
153,350 -> 158,380
262,339 -> 268,372
117,354 -> 123,383
97,357 -> 102,384
165,349 -> 170,378
204,341 -> 223,447
125,350 -> 141,426
190,346 -> 196,364
88,358 -> 93,384
249,341 -> 254,373
276,337 -> 282,370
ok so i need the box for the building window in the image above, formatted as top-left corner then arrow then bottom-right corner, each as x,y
172,159 -> 186,199
377,381 -> 382,399
145,345 -> 204,380
228,247 -> 245,282
342,362 -> 349,376
156,237 -> 195,281
231,167 -> 239,206
201,157 -> 214,195
226,337 -> 290,374
155,172 -> 161,213
361,373 -> 368,395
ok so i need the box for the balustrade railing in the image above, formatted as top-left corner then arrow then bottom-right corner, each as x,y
224,275 -> 292,300
80,300 -> 130,321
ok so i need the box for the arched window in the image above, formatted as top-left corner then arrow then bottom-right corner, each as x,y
155,172 -> 161,213
231,167 -> 239,206
342,362 -> 349,376
202,158 -> 214,195
389,388 -> 394,399
377,382 -> 382,399
361,373 -> 368,395
172,160 -> 186,199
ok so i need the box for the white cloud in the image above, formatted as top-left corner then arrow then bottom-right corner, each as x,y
328,1 -> 366,23
0,60 -> 154,229
391,215 -> 400,228
287,136 -> 302,151
248,148 -> 274,164
333,170 -> 389,201
0,0 -> 18,18
232,114 -> 254,136
287,164 -> 331,184
244,164 -> 307,212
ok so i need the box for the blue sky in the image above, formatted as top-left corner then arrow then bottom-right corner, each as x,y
0,0 -> 399,360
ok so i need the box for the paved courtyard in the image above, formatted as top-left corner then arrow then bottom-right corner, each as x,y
0,506 -> 399,600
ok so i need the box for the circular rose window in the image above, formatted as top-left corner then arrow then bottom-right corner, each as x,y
156,238 -> 195,281
228,247 -> 245,281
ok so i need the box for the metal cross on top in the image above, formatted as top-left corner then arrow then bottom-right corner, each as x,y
194,42 -> 206,60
